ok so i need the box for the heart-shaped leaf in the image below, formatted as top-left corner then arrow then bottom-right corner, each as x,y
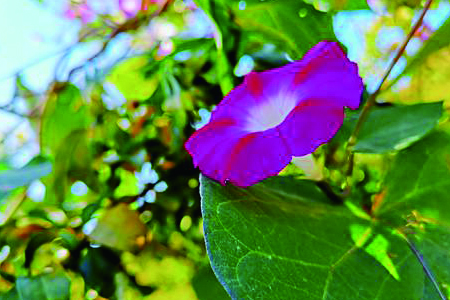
200,175 -> 425,299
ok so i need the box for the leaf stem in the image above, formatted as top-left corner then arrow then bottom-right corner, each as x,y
405,237 -> 447,300
347,0 -> 434,149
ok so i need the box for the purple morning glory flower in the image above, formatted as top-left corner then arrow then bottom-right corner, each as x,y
185,41 -> 364,187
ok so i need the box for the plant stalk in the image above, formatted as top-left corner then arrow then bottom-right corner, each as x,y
347,0 -> 434,149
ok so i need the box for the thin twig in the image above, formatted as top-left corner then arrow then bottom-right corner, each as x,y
405,237 -> 447,300
347,0 -> 434,149
54,28 -> 101,81
66,28 -> 122,82
65,13 -> 152,82
341,0 -> 434,187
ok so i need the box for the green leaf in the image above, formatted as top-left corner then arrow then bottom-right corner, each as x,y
302,0 -> 370,10
337,0 -> 370,10
412,224 -> 450,299
108,56 -> 159,101
48,129 -> 95,204
114,169 -> 140,198
0,162 -> 52,192
89,203 -> 147,251
376,131 -> 450,224
352,102 -> 443,153
0,273 -> 71,300
193,0 -> 234,95
200,175 -> 424,299
40,84 -> 92,156
233,0 -> 336,58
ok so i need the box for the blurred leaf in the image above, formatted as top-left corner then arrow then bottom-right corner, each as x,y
193,0 -> 234,95
0,162 -> 51,192
130,248 -> 195,293
48,129 -> 94,204
114,272 -> 143,300
200,175 -> 424,299
108,56 -> 159,101
24,231 -> 57,269
0,273 -> 70,300
145,283 -> 197,300
81,203 -> 101,224
40,84 -> 92,156
192,264 -> 229,300
233,0 -> 336,58
89,203 -> 147,251
335,0 -> 370,10
376,131 -> 450,224
352,102 -> 443,153
114,169 -> 140,198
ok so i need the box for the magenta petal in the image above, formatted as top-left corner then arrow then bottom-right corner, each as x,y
185,122 -> 291,187
277,99 -> 345,156
223,128 -> 291,187
295,60 -> 363,110
185,119 -> 243,182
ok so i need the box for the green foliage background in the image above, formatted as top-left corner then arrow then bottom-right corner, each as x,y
1,0 -> 450,299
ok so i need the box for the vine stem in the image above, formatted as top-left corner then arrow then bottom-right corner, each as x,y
346,0 -> 434,149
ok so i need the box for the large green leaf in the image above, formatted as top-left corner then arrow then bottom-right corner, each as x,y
375,131 -> 450,223
0,162 -> 52,192
200,175 -> 425,299
0,273 -> 71,300
410,224 -> 450,299
352,102 -> 443,153
233,0 -> 336,58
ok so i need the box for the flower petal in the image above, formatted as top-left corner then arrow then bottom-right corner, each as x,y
292,41 -> 363,109
277,99 -> 345,156
185,119 -> 244,183
223,128 -> 291,187
185,120 -> 291,187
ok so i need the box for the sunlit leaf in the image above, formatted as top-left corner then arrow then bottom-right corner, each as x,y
303,0 -> 370,11
200,175 -> 424,299
108,56 -> 160,101
375,131 -> 450,224
114,169 -> 140,198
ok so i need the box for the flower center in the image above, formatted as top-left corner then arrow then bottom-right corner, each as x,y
245,92 -> 297,132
